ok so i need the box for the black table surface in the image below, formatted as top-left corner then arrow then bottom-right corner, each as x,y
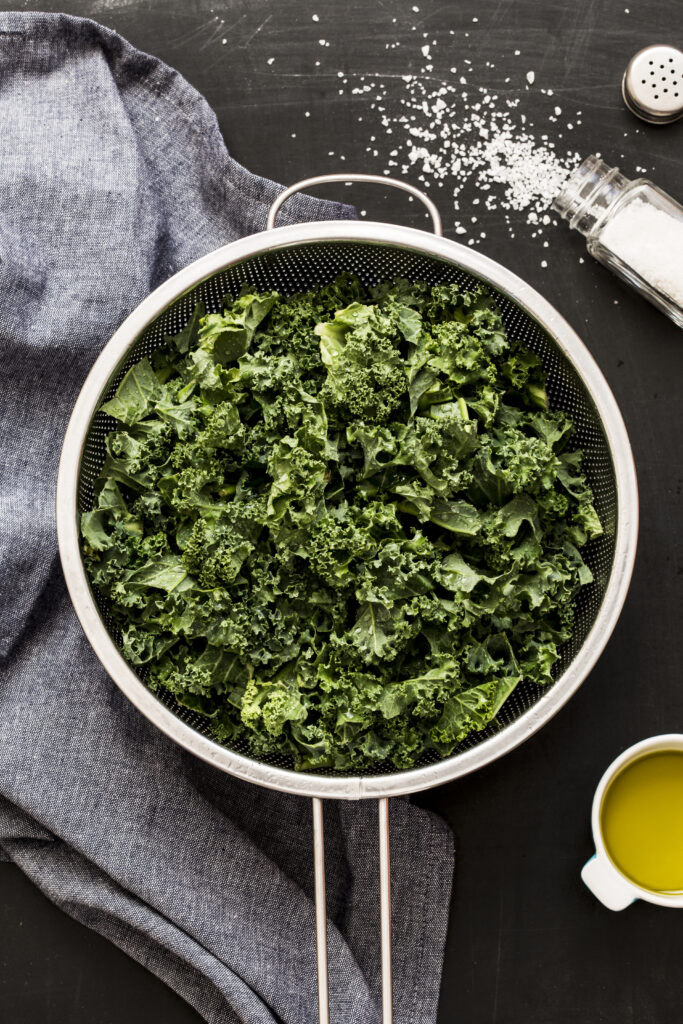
1,1 -> 681,1022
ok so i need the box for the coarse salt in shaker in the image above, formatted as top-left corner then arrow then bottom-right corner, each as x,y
553,155 -> 683,328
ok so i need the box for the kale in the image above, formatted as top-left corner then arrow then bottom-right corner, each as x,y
81,276 -> 601,771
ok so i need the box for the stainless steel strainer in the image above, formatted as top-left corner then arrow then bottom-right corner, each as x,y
56,174 -> 638,1024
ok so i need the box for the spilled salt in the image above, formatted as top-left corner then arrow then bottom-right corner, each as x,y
311,34 -> 589,249
340,69 -> 579,242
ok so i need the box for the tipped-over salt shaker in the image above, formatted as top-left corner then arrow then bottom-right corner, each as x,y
553,155 -> 683,328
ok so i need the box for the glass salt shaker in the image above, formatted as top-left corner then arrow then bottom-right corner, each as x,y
553,155 -> 683,328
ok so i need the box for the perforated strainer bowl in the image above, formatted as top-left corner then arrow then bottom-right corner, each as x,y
56,175 -> 638,1023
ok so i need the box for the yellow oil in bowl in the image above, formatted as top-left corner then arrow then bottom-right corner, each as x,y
601,749 -> 683,894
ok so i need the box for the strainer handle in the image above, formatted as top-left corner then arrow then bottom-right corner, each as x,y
267,173 -> 442,236
312,796 -> 393,1024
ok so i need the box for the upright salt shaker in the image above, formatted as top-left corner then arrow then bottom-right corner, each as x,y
553,155 -> 683,328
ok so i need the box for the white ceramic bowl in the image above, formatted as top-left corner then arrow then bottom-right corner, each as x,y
582,734 -> 683,910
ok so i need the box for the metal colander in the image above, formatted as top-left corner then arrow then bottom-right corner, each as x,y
57,175 -> 638,1023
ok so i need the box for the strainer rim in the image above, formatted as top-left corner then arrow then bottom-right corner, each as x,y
56,220 -> 638,799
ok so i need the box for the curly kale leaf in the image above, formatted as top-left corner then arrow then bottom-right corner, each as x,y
82,275 -> 601,771
101,358 -> 162,425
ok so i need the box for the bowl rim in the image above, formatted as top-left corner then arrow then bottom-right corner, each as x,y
56,219 -> 639,799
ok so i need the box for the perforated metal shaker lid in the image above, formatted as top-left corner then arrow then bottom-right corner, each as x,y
622,44 -> 683,124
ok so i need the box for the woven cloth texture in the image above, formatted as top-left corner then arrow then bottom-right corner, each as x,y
0,13 -> 453,1024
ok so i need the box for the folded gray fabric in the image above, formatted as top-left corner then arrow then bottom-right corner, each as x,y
0,12 -> 453,1024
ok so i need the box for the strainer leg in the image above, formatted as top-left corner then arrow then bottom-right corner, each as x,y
313,797 -> 393,1024
312,797 -> 330,1024
378,797 -> 393,1024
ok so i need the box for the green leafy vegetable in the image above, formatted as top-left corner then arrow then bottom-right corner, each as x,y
101,358 -> 161,425
82,275 -> 601,771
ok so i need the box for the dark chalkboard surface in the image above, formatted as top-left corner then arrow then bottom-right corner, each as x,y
1,1 -> 681,1022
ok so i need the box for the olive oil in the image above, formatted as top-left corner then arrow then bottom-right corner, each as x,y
601,750 -> 683,894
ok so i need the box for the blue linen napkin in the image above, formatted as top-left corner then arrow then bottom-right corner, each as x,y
0,12 -> 453,1024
